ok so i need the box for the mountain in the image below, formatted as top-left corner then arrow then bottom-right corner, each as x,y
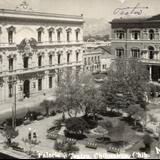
83,18 -> 111,36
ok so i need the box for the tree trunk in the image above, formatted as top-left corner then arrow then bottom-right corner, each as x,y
134,120 -> 137,126
68,109 -> 72,118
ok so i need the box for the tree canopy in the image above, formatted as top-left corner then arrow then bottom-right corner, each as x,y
101,58 -> 149,119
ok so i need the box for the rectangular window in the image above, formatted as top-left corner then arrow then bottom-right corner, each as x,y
38,79 -> 42,91
49,55 -> 52,66
88,57 -> 91,65
116,49 -> 124,57
38,56 -> 42,67
49,31 -> 53,42
57,31 -> 61,42
9,83 -> 13,98
131,49 -> 140,58
23,57 -> 29,69
116,30 -> 125,40
9,58 -> 13,71
38,31 -> 42,42
67,32 -> 70,42
97,56 -> 100,62
76,52 -> 79,62
67,54 -> 70,63
91,57 -> 94,63
49,76 -> 52,88
84,58 -> 87,65
58,54 -> 61,65
8,31 -> 13,44
131,30 -> 140,40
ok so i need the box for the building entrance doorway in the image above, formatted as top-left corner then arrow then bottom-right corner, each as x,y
23,80 -> 30,98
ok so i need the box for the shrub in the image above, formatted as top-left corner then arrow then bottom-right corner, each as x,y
50,110 -> 56,116
3,126 -> 19,146
64,130 -> 87,140
24,111 -> 42,121
143,135 -> 153,153
65,117 -> 89,135
23,119 -> 31,125
81,115 -> 98,129
37,115 -> 44,121
54,119 -> 64,130
4,118 -> 24,127
54,140 -> 79,159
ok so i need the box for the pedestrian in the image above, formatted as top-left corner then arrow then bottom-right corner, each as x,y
28,128 -> 32,140
33,130 -> 37,139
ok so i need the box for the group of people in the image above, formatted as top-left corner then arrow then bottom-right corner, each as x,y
28,128 -> 37,140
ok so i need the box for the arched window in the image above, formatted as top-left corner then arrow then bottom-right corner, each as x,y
37,27 -> 44,43
116,48 -> 124,57
57,28 -> 63,42
66,28 -> 72,42
48,27 -> 54,42
75,28 -> 80,42
7,26 -> 16,44
149,29 -> 155,40
131,30 -> 140,40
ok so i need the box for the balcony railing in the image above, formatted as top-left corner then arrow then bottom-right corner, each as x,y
0,43 -> 16,48
0,61 -> 82,77
140,58 -> 160,64
0,40 -> 83,48
37,40 -> 83,46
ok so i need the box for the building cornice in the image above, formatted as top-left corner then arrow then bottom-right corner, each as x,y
0,9 -> 84,24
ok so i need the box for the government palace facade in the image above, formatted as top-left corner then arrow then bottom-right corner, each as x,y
0,1 -> 84,103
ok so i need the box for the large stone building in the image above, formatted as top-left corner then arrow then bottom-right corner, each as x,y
0,1 -> 84,103
110,15 -> 160,82
83,44 -> 113,73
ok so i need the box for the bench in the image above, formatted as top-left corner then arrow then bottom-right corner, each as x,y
85,142 -> 97,149
107,146 -> 120,154
65,138 -> 77,145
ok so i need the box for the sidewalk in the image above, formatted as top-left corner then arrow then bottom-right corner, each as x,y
0,92 -> 56,122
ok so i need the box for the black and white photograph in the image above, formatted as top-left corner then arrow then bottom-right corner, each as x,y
1,0 -> 160,159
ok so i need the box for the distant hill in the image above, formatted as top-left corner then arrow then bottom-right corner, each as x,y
83,18 -> 111,36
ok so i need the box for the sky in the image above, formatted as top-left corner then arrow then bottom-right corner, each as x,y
0,0 -> 160,21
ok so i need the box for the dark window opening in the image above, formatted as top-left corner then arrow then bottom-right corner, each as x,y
38,79 -> 42,91
49,76 -> 52,88
38,56 -> 42,67
8,31 -> 13,44
9,58 -> 13,71
49,31 -> 53,42
58,54 -> 61,65
49,55 -> 52,66
23,57 -> 29,69
9,83 -> 13,98
38,31 -> 42,42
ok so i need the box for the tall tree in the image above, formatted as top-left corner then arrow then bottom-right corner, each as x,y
55,68 -> 84,118
101,58 -> 149,122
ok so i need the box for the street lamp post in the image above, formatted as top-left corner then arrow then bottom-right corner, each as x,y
11,76 -> 17,129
